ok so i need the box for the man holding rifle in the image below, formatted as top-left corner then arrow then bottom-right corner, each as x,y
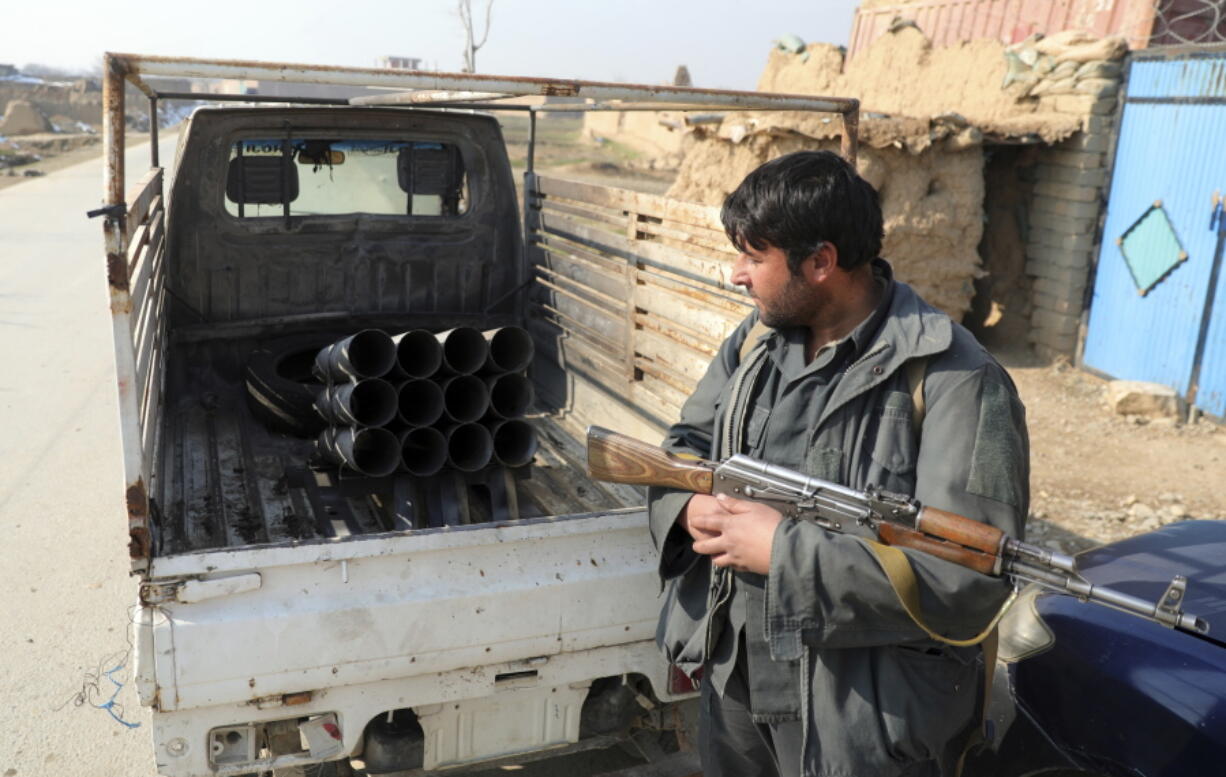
647,151 -> 1029,777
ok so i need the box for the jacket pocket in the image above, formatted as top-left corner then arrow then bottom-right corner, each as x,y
743,400 -> 771,452
868,391 -> 919,491
655,557 -> 714,678
873,644 -> 978,764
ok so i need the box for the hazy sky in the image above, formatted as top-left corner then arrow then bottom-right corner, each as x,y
9,0 -> 860,89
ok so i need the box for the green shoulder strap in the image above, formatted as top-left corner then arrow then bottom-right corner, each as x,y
906,356 -> 927,437
738,320 -> 771,363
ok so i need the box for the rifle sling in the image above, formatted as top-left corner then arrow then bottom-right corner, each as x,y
862,540 -> 1016,648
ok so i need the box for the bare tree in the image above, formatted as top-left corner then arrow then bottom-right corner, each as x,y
458,0 -> 495,73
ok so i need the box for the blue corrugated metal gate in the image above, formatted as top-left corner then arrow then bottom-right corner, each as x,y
1083,48 -> 1226,418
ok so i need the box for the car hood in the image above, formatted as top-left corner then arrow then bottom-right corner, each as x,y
1076,520 -> 1226,642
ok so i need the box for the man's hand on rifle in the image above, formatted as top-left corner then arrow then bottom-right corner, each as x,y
677,494 -> 723,543
684,493 -> 783,574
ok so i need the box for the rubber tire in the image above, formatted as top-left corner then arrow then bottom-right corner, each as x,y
244,333 -> 340,437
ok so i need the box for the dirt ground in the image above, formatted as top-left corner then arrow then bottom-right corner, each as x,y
0,130 -> 151,191
499,113 -> 675,195
996,345 -> 1225,553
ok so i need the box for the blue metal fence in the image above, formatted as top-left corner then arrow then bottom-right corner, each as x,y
1083,47 -> 1226,418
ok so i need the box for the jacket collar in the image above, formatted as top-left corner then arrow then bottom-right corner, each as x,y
870,259 -> 954,365
812,259 -> 953,428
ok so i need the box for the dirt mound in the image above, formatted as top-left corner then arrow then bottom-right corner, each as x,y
0,100 -> 52,135
0,78 -> 105,129
584,109 -> 685,167
758,42 -> 844,96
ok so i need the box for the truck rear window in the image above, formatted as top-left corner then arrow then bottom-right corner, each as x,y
224,138 -> 469,218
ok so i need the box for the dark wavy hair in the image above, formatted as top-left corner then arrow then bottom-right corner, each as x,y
720,150 -> 883,273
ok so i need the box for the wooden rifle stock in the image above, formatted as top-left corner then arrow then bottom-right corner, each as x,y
586,426 -> 715,494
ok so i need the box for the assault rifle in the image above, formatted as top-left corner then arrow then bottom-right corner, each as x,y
585,426 -> 1208,635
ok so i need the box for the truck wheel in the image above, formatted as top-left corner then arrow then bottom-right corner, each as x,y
244,334 -> 338,437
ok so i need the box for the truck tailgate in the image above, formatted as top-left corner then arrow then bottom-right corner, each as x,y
143,510 -> 656,711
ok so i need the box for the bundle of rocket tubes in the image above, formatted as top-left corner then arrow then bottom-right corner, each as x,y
311,327 -> 537,478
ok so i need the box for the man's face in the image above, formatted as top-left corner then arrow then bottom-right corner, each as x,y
731,242 -> 817,328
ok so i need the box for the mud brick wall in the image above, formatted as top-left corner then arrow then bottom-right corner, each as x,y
1025,84 -> 1121,359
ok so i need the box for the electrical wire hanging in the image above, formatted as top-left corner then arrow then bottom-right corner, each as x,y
56,605 -> 150,730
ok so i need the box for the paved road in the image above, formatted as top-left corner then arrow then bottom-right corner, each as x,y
0,137 -> 178,777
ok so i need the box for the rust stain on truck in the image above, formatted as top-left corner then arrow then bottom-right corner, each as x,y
107,251 -> 130,293
127,479 -> 152,561
541,82 -> 581,97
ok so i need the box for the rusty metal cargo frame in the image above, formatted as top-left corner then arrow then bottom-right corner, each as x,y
100,52 -> 859,573
524,174 -> 753,439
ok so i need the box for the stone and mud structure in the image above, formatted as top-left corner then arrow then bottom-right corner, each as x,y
585,27 -> 1130,359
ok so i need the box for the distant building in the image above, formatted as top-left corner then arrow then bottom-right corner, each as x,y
378,56 -> 424,71
0,64 -> 18,78
194,78 -> 260,96
188,76 -> 385,102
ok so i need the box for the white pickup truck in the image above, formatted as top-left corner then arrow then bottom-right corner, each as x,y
97,52 -> 858,776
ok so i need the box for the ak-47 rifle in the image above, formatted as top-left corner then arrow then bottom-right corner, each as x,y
585,426 -> 1208,636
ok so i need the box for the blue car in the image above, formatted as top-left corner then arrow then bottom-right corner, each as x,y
967,520 -> 1226,776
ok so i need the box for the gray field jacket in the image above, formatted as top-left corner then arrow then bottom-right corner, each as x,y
647,273 -> 1029,777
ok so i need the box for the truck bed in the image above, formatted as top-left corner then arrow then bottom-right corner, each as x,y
152,337 -> 641,557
